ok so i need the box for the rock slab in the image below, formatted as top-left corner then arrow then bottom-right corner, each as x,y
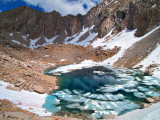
34,85 -> 44,94
103,114 -> 118,119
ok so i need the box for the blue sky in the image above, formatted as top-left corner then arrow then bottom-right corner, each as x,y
0,0 -> 103,16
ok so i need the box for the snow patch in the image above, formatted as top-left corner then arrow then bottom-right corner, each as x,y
64,26 -> 97,46
9,33 -> 13,37
22,35 -> 29,41
29,37 -> 41,50
135,44 -> 160,78
12,40 -> 21,45
60,59 -> 67,62
0,81 -> 52,116
29,36 -> 59,50
91,26 -> 160,66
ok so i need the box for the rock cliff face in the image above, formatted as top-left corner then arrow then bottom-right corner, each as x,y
0,6 -> 83,39
127,0 -> 160,37
0,0 -> 159,48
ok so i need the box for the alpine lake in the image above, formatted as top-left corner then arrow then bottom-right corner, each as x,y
43,65 -> 160,119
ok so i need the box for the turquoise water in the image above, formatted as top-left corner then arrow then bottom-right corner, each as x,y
43,66 -> 160,119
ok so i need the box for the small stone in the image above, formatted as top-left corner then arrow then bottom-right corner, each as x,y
6,85 -> 20,91
34,85 -> 44,94
0,84 -> 2,86
146,98 -> 155,103
143,70 -> 152,76
134,65 -> 143,69
141,103 -> 150,108
3,72 -> 9,75
15,81 -> 25,87
103,114 -> 118,119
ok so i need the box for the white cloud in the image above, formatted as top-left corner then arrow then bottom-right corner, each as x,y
23,0 -> 103,16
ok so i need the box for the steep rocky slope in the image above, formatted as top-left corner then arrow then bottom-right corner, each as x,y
0,0 -> 159,48
0,37 -> 119,94
0,0 -> 160,119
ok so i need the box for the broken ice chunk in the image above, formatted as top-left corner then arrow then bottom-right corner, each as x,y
123,89 -> 137,93
64,89 -> 72,94
66,103 -> 80,109
133,91 -> 146,98
84,99 -> 103,110
72,90 -> 81,94
145,91 -> 160,97
82,92 -> 91,97
92,110 -> 117,119
138,86 -> 150,92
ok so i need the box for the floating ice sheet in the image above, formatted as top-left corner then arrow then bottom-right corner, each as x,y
145,91 -> 160,97
133,91 -> 146,98
138,86 -> 150,92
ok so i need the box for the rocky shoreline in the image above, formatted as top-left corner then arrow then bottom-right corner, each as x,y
0,99 -> 81,120
0,35 -> 160,120
0,40 -> 121,119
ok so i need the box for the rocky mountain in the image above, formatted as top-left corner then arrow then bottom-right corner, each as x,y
0,0 -> 159,49
0,0 -> 160,119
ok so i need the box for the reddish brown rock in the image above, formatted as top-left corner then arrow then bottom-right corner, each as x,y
141,103 -> 151,108
103,114 -> 118,119
153,96 -> 160,101
146,98 -> 155,103
15,79 -> 25,87
34,85 -> 44,94
6,85 -> 20,91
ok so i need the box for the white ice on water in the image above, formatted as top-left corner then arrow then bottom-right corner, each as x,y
48,60 -> 99,74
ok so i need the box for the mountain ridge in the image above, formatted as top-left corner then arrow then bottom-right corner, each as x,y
0,0 -> 159,48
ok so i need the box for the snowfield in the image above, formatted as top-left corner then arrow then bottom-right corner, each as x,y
92,26 -> 160,66
118,102 -> 160,120
91,26 -> 160,78
135,45 -> 160,78
0,81 -> 52,116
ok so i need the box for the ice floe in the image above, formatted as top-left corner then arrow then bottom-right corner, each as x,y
133,91 -> 146,98
45,60 -> 160,118
138,86 -> 150,92
145,91 -> 160,97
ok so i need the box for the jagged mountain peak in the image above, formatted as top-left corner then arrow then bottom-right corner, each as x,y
0,0 -> 159,49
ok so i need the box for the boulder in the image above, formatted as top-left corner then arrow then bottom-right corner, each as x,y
6,85 -> 20,91
34,85 -> 44,94
103,114 -> 118,119
149,64 -> 159,68
153,96 -> 160,101
146,98 -> 155,103
143,69 -> 153,76
141,103 -> 150,108
15,80 -> 25,87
